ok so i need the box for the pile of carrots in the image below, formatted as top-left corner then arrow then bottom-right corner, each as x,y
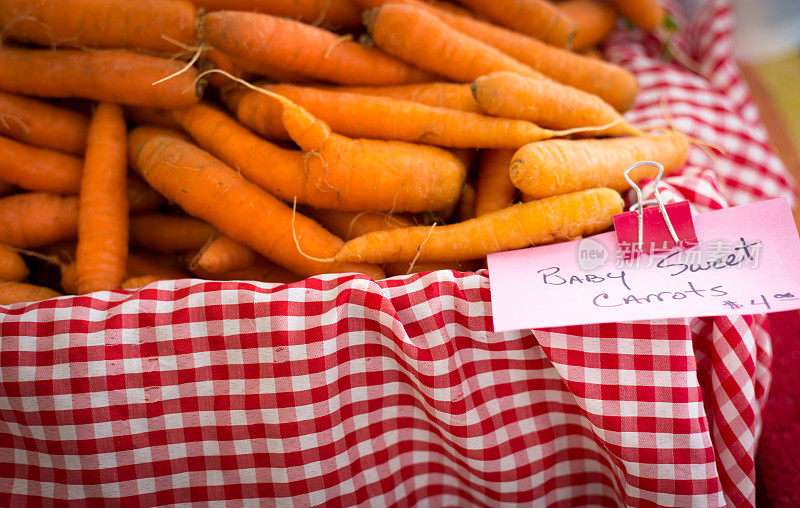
0,0 -> 685,305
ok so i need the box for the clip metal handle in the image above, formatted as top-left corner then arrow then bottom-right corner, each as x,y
623,161 -> 680,250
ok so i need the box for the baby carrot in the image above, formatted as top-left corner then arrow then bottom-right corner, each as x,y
126,175 -> 167,213
0,0 -> 197,53
203,10 -> 432,85
126,253 -> 187,279
205,48 -> 315,85
0,245 -> 29,282
121,275 -> 163,289
130,214 -> 217,252
607,0 -> 664,32
189,0 -> 362,29
474,149 -> 516,217
471,72 -> 639,136
123,106 -> 183,131
225,84 -> 561,148
0,193 -> 78,248
328,83 -> 482,113
131,133 -> 385,279
358,0 -> 638,111
455,0 -> 576,48
175,101 -> 466,212
0,281 -> 61,305
365,3 -> 544,83
305,209 -> 416,240
509,132 -> 689,198
0,48 -> 201,109
335,188 -> 623,263
191,235 -> 258,274
192,257 -> 302,284
0,91 -> 89,155
76,103 -> 128,294
558,0 -> 617,51
0,135 -> 82,194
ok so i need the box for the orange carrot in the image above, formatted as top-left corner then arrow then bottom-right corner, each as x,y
0,193 -> 78,248
0,179 -> 15,196
455,0 -> 576,48
509,132 -> 689,198
0,135 -> 82,194
455,182 -> 476,223
382,259 -> 482,276
189,0 -> 362,29
126,252 -> 187,279
0,91 -> 89,155
224,84 -> 561,148
192,257 -> 302,284
175,101 -> 466,212
76,103 -> 128,294
0,0 -> 197,53
127,126 -> 192,174
365,3 -> 543,83
355,0 -> 637,111
121,275 -> 163,289
329,83 -> 483,113
0,245 -> 29,282
474,149 -> 516,217
305,209 -> 417,240
130,213 -> 217,252
191,235 -> 258,274
127,175 -> 167,213
558,0 -> 617,51
471,72 -> 639,136
205,49 -> 317,85
203,11 -> 432,86
59,262 -> 78,294
123,106 -> 183,130
336,188 -> 623,263
0,281 -> 61,305
0,48 -> 201,109
607,0 -> 664,32
131,133 -> 386,278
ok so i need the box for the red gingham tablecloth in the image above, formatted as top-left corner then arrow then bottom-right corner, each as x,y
0,1 -> 796,506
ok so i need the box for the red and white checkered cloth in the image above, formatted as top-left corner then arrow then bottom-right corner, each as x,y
0,1 -> 795,506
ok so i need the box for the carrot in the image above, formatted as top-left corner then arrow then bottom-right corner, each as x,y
121,275 -> 163,289
474,149 -> 516,217
305,209 -> 417,240
192,257 -> 302,284
189,0 -> 362,29
0,91 -> 89,155
454,182 -> 476,223
175,101 -> 465,212
607,0 -> 664,32
130,214 -> 217,252
203,11 -> 432,86
356,0 -> 637,111
205,49 -> 317,86
127,175 -> 167,213
328,83 -> 482,113
458,0 -> 576,47
0,0 -> 197,53
126,252 -> 187,279
123,106 -> 183,130
224,84 -> 562,148
0,179 -> 15,197
76,103 -> 128,294
0,48 -> 201,109
127,126 -> 192,174
336,187 -> 623,263
191,235 -> 258,274
0,193 -> 78,248
365,3 -> 543,83
382,259 -> 482,276
131,133 -> 386,278
0,281 -> 61,305
0,245 -> 29,282
59,262 -> 78,294
0,135 -> 82,194
509,132 -> 690,198
471,72 -> 639,136
558,0 -> 617,51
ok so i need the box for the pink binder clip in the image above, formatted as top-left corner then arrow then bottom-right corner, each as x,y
613,161 -> 698,258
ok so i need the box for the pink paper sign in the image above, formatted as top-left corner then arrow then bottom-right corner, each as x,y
487,198 -> 800,332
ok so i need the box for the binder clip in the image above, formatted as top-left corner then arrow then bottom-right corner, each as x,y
613,161 -> 698,258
